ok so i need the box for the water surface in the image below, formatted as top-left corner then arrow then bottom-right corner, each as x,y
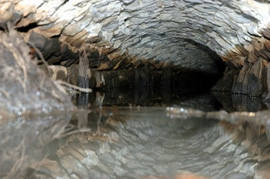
1,92 -> 270,179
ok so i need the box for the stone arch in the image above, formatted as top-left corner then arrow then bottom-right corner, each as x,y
2,0 -> 270,97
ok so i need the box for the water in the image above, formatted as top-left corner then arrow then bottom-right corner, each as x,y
1,92 -> 270,179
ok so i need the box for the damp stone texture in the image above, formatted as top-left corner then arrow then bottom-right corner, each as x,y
2,0 -> 270,96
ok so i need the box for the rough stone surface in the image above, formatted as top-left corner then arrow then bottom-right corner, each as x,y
3,1 -> 269,62
2,1 -> 270,96
0,30 -> 74,115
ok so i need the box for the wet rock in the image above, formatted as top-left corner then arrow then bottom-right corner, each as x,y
46,65 -> 68,81
60,44 -> 79,65
214,59 -> 268,97
213,92 -> 268,112
8,0 -> 270,66
212,67 -> 239,92
78,52 -> 90,89
28,31 -> 78,65
0,2 -> 14,29
0,30 -> 74,115
224,172 -> 252,179
247,59 -> 265,96
66,64 -> 78,86
3,0 -> 270,99
28,31 -> 61,61
231,63 -> 252,95
264,63 -> 270,100
87,49 -> 101,68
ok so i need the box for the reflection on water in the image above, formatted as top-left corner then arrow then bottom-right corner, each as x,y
28,107 -> 270,179
74,91 -> 222,111
213,92 -> 270,112
0,113 -> 71,178
2,92 -> 270,179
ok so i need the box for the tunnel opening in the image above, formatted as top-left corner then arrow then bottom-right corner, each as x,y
76,41 -> 226,107
74,64 -> 226,107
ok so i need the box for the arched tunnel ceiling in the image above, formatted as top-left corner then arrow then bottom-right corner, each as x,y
4,0 -> 270,68
2,0 -> 270,98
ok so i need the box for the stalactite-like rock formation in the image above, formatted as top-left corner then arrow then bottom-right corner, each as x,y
1,0 -> 270,97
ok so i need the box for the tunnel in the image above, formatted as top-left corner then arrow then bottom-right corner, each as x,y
2,1 -> 270,179
1,0 -> 270,105
22,30 -> 226,107
2,0 -> 270,109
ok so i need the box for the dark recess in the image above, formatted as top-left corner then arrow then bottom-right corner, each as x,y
16,22 -> 39,32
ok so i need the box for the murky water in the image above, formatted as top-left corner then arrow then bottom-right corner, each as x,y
1,92 -> 270,179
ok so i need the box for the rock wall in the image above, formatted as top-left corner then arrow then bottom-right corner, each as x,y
1,0 -> 270,97
0,30 -> 74,115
